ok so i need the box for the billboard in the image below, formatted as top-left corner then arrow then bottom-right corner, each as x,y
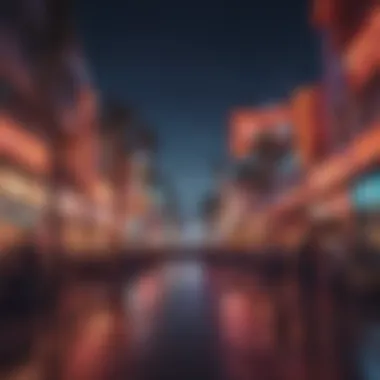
229,105 -> 290,159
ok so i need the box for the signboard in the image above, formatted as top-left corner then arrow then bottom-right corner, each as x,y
229,105 -> 290,159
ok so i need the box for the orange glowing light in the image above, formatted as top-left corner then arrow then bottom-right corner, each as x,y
345,6 -> 380,89
229,105 -> 290,159
0,114 -> 50,174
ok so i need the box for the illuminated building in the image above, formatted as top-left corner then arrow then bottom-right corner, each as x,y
223,104 -> 302,248
263,0 -> 380,242
0,109 -> 49,250
123,128 -> 162,248
2,34 -> 100,255
229,104 -> 290,159
313,0 -> 380,146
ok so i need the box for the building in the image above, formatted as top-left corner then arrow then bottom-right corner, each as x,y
313,0 -> 380,148
229,104 -> 290,160
0,109 -> 49,251
263,0 -> 380,239
222,103 -> 303,248
1,10 -> 100,255
122,127 -> 161,248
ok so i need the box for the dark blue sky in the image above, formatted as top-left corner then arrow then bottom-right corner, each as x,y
76,0 -> 320,218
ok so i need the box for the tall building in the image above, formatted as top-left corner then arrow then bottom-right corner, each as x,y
313,0 -> 380,146
1,1 -> 100,254
261,0 -> 380,244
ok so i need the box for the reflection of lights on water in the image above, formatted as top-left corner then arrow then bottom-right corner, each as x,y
164,262 -> 204,294
125,273 -> 162,348
219,290 -> 275,350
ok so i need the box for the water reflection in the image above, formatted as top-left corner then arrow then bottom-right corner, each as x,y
141,260 -> 222,380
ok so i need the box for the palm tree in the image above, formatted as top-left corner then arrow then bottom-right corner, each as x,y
248,127 -> 294,192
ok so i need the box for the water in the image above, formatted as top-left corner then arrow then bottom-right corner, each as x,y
141,261 -> 224,380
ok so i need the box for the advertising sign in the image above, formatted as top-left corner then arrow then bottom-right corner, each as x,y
229,105 -> 290,159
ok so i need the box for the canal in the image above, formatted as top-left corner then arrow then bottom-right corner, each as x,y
139,261 -> 225,380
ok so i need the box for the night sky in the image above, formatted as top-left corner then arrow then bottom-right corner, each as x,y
75,0 -> 320,219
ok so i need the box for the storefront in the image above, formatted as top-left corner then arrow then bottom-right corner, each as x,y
350,169 -> 380,264
268,125 -> 380,243
0,113 -> 49,251
349,169 -> 380,380
307,191 -> 352,263
0,166 -> 47,249
0,111 -> 98,255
